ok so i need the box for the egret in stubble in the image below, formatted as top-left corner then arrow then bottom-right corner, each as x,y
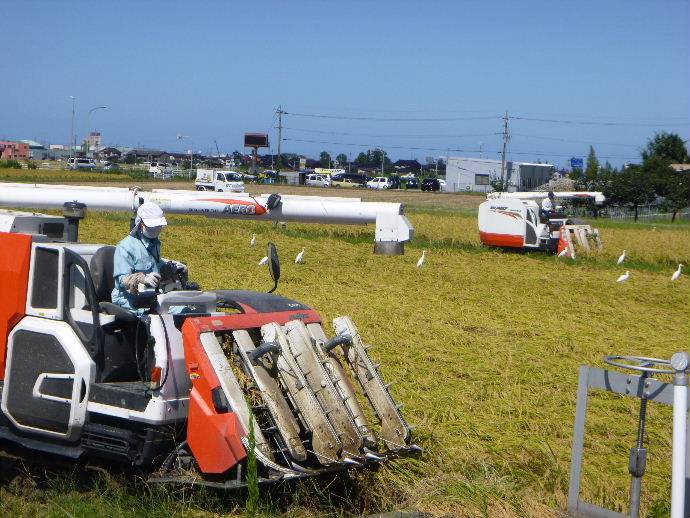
671,264 -> 683,281
250,233 -> 256,247
617,250 -> 626,265
258,256 -> 268,266
416,250 -> 426,268
616,271 -> 630,283
295,248 -> 305,264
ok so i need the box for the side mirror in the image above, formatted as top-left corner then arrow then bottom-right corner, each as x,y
267,242 -> 280,293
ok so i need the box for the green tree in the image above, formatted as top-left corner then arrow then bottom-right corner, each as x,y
642,132 -> 689,163
335,153 -> 348,166
354,152 -> 368,165
319,151 -> 331,168
604,165 -> 655,221
585,146 -> 599,183
645,156 -> 690,222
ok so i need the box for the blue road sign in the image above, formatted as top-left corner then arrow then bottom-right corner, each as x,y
570,157 -> 584,169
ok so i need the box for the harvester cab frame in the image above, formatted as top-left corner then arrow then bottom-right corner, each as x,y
0,208 -> 420,487
478,191 -> 604,254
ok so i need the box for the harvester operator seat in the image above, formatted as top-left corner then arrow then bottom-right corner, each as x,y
90,245 -> 145,383
90,245 -> 137,324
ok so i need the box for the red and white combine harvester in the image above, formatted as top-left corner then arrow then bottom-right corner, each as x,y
478,191 -> 605,257
0,184 -> 419,487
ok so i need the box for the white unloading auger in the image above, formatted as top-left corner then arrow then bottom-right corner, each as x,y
0,183 -> 414,254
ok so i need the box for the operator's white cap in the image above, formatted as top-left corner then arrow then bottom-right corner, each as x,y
131,202 -> 167,235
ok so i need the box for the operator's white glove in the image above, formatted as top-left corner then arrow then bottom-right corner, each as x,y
143,272 -> 161,288
164,260 -> 187,274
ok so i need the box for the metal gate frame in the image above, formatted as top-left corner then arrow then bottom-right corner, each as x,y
568,365 -> 690,517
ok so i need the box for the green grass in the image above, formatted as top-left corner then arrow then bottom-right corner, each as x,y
1,204 -> 689,517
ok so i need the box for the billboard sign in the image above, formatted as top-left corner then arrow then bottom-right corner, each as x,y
244,133 -> 269,148
570,157 -> 584,170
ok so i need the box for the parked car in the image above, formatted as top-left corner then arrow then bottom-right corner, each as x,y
305,173 -> 332,187
67,157 -> 97,170
366,176 -> 392,189
405,178 -> 419,189
332,177 -> 364,188
332,173 -> 369,186
421,178 -> 441,192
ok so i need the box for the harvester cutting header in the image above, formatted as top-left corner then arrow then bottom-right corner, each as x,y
478,191 -> 605,257
0,184 -> 420,488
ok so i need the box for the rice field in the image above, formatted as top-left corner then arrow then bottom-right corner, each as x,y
1,189 -> 689,517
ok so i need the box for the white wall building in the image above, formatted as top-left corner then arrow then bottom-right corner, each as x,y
446,157 -> 555,193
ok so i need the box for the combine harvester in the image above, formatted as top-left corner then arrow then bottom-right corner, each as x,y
0,184 -> 420,487
478,191 -> 605,257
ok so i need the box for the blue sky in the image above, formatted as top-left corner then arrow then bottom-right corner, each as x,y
1,0 -> 688,168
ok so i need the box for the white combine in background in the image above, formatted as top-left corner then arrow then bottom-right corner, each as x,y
478,191 -> 605,256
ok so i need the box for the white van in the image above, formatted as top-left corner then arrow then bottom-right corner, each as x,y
305,174 -> 331,188
67,157 -> 97,170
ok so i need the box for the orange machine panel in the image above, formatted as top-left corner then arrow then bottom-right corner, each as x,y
0,232 -> 32,380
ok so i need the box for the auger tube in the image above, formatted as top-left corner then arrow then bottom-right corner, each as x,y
0,182 -> 414,254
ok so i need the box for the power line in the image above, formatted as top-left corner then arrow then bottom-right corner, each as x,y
284,111 -> 501,122
281,137 -> 639,160
282,109 -> 689,127
282,138 -> 482,153
511,133 -> 641,148
280,126 -> 501,139
511,115 -> 690,127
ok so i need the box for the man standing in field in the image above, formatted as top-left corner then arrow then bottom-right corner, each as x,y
111,202 -> 186,314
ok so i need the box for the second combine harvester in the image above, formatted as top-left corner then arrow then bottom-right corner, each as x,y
478,191 -> 605,257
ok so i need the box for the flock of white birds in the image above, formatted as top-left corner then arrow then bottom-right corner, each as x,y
251,233 -> 306,265
614,248 -> 683,283
248,232 -> 683,283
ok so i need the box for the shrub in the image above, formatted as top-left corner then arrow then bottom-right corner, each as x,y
0,159 -> 22,169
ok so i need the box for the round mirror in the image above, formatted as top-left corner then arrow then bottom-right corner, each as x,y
267,242 -> 280,293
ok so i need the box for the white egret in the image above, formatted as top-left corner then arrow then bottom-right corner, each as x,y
258,256 -> 268,266
671,264 -> 683,281
416,250 -> 426,268
295,248 -> 305,264
250,233 -> 256,247
616,271 -> 630,283
617,250 -> 626,265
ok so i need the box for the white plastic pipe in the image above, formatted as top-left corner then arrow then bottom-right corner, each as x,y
487,191 -> 606,205
670,352 -> 690,518
0,183 -> 413,253
672,384 -> 686,518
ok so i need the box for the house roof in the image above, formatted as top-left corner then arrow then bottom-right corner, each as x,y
670,163 -> 690,173
19,140 -> 45,149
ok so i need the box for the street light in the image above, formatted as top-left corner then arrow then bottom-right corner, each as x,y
69,96 -> 76,162
86,105 -> 107,156
177,134 -> 193,173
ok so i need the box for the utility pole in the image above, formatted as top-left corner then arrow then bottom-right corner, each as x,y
381,149 -> 385,176
479,142 -> 484,159
276,105 -> 284,170
500,111 -> 510,186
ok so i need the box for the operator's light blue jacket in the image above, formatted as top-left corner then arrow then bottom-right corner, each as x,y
112,232 -> 165,314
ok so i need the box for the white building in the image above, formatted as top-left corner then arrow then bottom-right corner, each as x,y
83,132 -> 103,154
446,157 -> 555,193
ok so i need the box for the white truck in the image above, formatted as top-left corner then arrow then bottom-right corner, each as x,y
149,162 -> 173,179
195,169 -> 245,192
